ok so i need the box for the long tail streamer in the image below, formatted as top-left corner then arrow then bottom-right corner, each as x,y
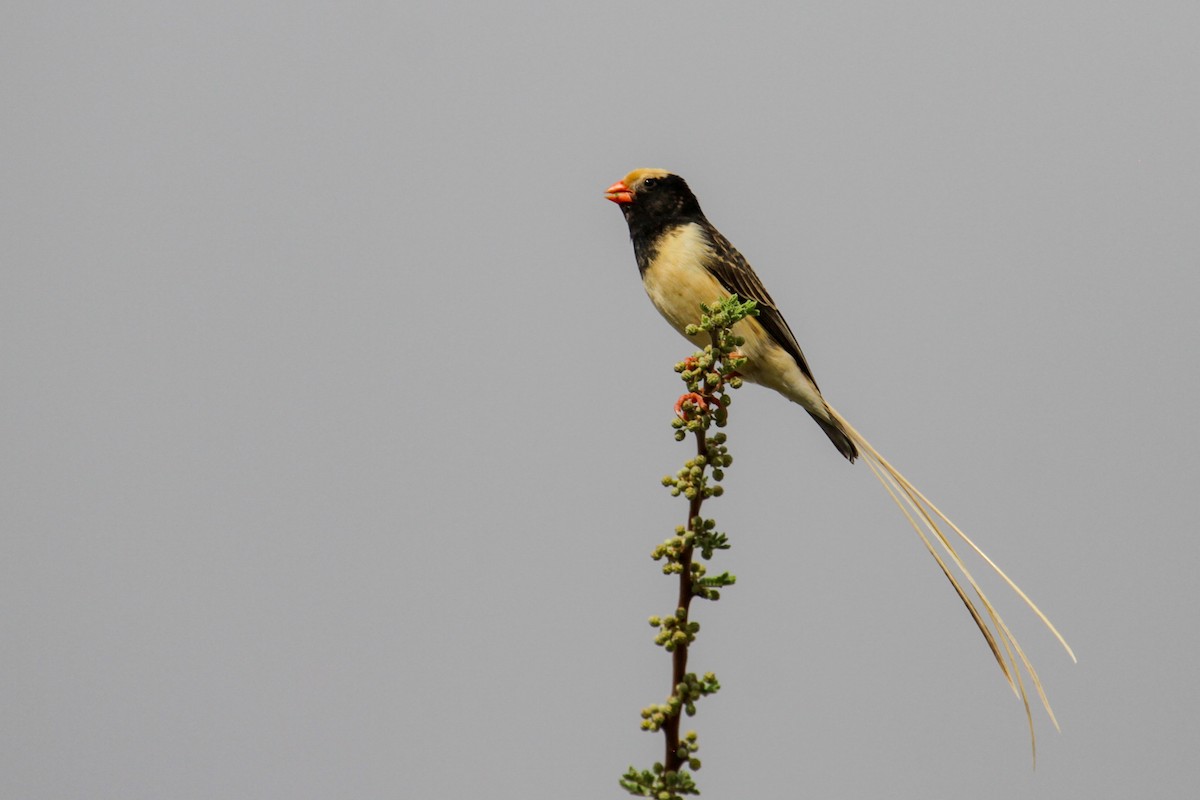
826,406 -> 1076,764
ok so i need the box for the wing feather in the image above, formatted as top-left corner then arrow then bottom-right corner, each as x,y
701,223 -> 821,389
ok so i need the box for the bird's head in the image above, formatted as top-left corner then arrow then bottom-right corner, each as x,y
605,169 -> 703,228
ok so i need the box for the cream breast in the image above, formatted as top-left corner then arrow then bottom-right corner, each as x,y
641,223 -> 729,344
641,222 -> 825,413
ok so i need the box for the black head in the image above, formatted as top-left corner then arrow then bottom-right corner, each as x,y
605,169 -> 705,239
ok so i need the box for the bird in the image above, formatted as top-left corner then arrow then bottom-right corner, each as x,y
606,167 -> 1075,758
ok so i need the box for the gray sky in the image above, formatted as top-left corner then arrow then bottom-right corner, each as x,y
3,2 -> 1199,798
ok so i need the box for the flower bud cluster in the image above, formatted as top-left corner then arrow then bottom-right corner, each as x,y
674,730 -> 701,771
639,700 -> 673,732
675,672 -> 721,718
688,514 -> 730,562
618,763 -> 699,800
639,671 -> 719,733
660,453 -> 725,502
650,525 -> 691,574
647,607 -> 699,652
703,432 -> 732,482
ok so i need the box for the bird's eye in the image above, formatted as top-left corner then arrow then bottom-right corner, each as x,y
642,178 -> 658,189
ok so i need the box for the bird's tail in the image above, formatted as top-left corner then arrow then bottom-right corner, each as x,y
813,413 -> 859,462
824,404 -> 1076,763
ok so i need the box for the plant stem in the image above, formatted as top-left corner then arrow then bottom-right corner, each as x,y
664,429 -> 709,772
621,297 -> 756,799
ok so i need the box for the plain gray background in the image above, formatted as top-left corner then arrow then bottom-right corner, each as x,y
4,2 -> 1198,798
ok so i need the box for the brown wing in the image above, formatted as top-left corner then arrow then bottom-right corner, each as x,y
701,222 -> 821,390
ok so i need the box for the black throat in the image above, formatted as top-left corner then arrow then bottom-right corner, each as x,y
621,175 -> 706,276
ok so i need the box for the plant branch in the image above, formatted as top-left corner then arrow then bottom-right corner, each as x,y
620,296 -> 759,800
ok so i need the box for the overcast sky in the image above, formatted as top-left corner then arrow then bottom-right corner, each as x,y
3,2 -> 1199,798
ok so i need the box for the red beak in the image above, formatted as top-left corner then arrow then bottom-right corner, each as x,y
605,180 -> 633,204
